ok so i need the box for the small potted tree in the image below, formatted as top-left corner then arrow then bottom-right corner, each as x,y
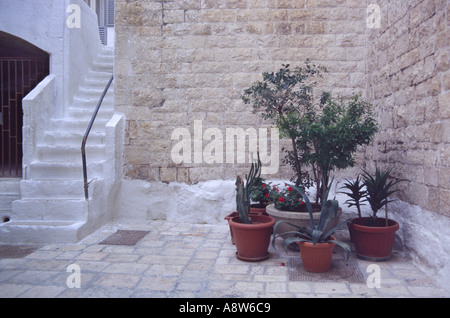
228,154 -> 276,261
241,62 -> 325,190
242,63 -> 378,206
349,167 -> 402,261
242,63 -> 378,237
271,180 -> 351,273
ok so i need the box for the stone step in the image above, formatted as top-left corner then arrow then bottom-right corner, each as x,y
0,194 -> 20,211
97,48 -> 113,57
71,95 -> 114,108
86,70 -> 113,81
91,61 -> 113,72
68,106 -> 114,121
28,160 -> 105,180
81,77 -> 115,90
0,179 -> 21,215
95,53 -> 113,63
11,198 -> 88,222
76,86 -> 113,99
43,131 -> 106,146
36,144 -> 106,162
0,193 -> 20,214
19,179 -> 86,199
0,220 -> 86,243
50,117 -> 109,133
0,179 -> 21,194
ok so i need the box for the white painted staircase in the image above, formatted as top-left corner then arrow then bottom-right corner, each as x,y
0,47 -> 124,243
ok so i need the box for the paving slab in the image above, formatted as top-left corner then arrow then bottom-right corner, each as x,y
0,218 -> 448,299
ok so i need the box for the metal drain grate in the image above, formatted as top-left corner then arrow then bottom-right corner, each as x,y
99,230 -> 150,246
287,257 -> 366,283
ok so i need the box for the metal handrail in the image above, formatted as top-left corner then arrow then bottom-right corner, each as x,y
81,74 -> 114,200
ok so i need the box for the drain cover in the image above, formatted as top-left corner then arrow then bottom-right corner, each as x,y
0,245 -> 40,258
99,230 -> 149,246
287,257 -> 365,283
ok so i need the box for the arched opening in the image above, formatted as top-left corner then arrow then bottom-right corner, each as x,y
0,31 -> 49,177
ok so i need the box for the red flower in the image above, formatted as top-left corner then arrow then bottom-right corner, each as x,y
262,184 -> 266,188
265,193 -> 269,198
278,197 -> 285,203
300,201 -> 306,205
287,187 -> 293,192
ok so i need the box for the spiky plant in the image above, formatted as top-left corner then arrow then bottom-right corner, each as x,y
236,153 -> 262,224
272,178 -> 351,260
339,175 -> 367,218
361,167 -> 401,226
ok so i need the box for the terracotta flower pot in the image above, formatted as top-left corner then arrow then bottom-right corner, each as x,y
297,235 -> 336,273
224,209 -> 268,244
228,215 -> 275,262
347,222 -> 354,242
351,217 -> 399,261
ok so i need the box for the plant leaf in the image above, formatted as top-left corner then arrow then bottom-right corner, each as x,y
328,240 -> 351,261
317,199 -> 339,232
273,220 -> 302,235
311,229 -> 323,245
322,218 -> 351,240
282,237 -> 310,252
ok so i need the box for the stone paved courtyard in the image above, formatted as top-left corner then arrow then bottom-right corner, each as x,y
0,218 -> 448,298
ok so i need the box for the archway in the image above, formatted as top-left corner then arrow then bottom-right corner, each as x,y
0,31 -> 49,177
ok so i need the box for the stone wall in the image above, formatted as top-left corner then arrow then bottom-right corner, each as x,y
364,0 -> 449,216
115,0 -> 368,184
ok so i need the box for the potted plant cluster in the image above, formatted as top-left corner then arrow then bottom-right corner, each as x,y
228,154 -> 275,262
242,62 -> 378,235
343,168 -> 402,261
271,180 -> 351,273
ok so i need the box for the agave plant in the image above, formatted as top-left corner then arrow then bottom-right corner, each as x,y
361,167 -> 401,226
271,179 -> 351,260
339,174 -> 367,218
235,153 -> 262,224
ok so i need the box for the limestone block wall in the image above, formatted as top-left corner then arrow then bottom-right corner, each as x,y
115,0 -> 368,184
364,0 -> 449,216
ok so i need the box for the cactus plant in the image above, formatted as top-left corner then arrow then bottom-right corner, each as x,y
235,153 -> 262,224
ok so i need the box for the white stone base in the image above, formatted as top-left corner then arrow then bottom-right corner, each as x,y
113,179 -> 236,224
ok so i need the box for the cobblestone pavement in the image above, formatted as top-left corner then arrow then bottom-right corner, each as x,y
0,219 -> 448,298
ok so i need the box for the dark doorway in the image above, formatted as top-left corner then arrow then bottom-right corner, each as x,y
0,31 -> 49,177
